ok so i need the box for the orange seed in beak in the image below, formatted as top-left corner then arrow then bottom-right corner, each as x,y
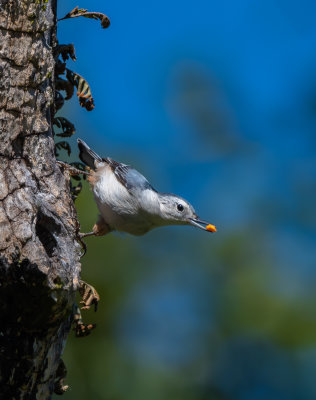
206,224 -> 217,232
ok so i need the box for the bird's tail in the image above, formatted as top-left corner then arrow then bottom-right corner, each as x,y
77,138 -> 102,170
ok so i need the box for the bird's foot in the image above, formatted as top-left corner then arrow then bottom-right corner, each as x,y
79,231 -> 95,238
78,217 -> 111,239
57,160 -> 90,177
73,305 -> 96,338
93,216 -> 111,236
79,280 -> 100,311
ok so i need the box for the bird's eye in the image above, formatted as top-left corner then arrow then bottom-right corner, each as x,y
177,204 -> 184,212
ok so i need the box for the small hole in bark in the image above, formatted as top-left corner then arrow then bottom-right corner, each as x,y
11,135 -> 25,157
53,276 -> 64,288
35,210 -> 60,257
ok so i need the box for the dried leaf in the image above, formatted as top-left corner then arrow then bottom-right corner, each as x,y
55,60 -> 66,76
55,141 -> 72,157
71,174 -> 81,182
54,91 -> 64,112
59,6 -> 110,29
55,44 -> 76,62
66,69 -> 95,111
70,180 -> 83,201
56,77 -> 74,100
53,117 -> 76,137
54,360 -> 69,395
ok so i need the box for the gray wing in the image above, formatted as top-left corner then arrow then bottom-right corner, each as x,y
105,157 -> 156,193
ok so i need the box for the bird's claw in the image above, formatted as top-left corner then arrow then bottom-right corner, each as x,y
79,231 -> 95,239
57,160 -> 90,176
79,280 -> 100,311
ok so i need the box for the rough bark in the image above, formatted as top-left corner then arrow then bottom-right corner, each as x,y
0,1 -> 81,398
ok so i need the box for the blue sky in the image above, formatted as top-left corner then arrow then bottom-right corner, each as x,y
57,0 -> 316,295
57,2 -> 316,398
58,1 -> 316,184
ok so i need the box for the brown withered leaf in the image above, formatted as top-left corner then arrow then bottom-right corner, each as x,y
58,6 -> 110,29
54,91 -> 64,112
66,68 -> 95,111
56,77 -> 74,100
55,60 -> 66,76
55,141 -> 72,157
70,180 -> 83,201
53,117 -> 76,137
53,359 -> 69,395
55,44 -> 76,62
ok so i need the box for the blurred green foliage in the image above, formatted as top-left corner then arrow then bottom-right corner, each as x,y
53,2 -> 316,396
53,181 -> 316,400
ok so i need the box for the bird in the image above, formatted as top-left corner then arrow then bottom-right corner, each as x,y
77,138 -> 217,237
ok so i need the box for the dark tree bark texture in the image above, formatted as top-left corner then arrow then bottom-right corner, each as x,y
0,1 -> 81,398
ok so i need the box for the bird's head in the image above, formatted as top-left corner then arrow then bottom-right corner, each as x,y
158,194 -> 216,232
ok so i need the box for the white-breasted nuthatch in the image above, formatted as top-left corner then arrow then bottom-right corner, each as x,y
77,138 -> 216,237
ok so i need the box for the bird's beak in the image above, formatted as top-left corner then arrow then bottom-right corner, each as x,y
189,217 -> 217,232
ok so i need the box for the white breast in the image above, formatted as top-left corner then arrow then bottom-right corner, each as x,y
92,164 -> 157,235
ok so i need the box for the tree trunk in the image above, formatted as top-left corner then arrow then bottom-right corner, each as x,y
0,1 -> 80,398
